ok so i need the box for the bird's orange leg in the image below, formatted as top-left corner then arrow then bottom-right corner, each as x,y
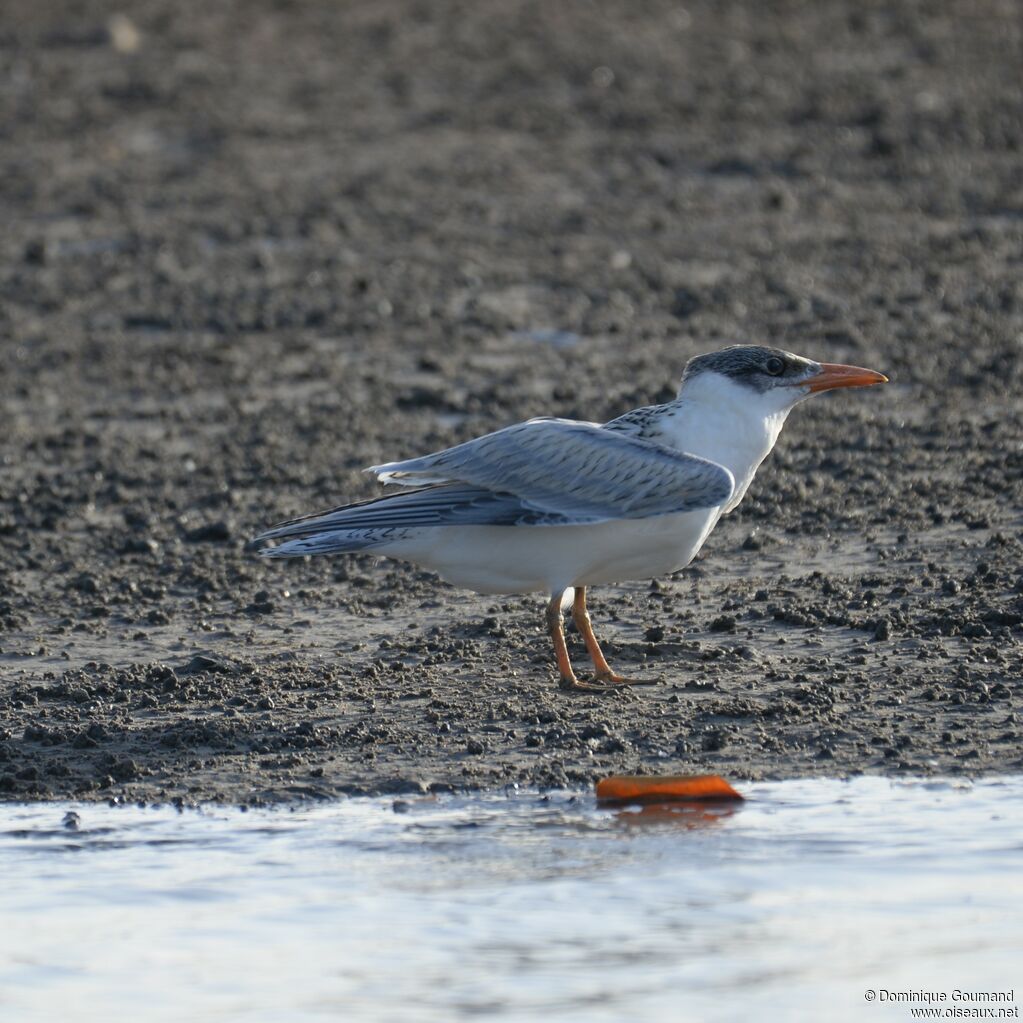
546,592 -> 619,692
571,587 -> 657,687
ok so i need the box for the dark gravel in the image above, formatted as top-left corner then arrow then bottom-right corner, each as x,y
1,0 -> 1021,804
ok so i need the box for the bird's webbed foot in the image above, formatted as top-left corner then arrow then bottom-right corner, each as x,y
558,671 -> 659,692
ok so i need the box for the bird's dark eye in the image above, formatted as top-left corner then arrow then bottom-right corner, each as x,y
764,356 -> 786,376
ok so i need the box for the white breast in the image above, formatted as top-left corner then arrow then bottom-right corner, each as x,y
653,373 -> 790,513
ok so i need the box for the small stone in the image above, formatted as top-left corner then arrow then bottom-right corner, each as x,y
24,238 -> 47,265
70,574 -> 100,595
184,521 -> 232,543
121,537 -> 160,556
181,654 -> 234,676
110,759 -> 141,782
701,731 -> 727,752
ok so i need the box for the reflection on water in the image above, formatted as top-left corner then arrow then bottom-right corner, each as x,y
613,800 -> 738,830
1,777 -> 1021,1023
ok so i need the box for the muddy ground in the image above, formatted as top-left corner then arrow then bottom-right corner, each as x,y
1,0 -> 1021,804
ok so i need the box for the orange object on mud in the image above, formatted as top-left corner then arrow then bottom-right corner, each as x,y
596,774 -> 744,804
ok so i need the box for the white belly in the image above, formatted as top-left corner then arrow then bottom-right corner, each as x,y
380,508 -> 721,594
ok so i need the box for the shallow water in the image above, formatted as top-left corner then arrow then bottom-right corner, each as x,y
2,777 -> 1021,1023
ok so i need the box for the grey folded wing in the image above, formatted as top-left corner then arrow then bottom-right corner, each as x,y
367,418 -> 734,522
253,484 -> 564,544
253,419 -> 734,547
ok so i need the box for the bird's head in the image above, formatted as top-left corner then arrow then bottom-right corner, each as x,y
679,345 -> 888,416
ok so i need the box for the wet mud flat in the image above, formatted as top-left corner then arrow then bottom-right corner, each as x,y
0,0 -> 1021,803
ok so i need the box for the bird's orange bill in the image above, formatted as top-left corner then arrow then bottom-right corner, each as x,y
800,363 -> 889,393
596,774 -> 745,805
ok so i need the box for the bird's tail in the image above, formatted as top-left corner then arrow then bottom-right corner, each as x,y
257,531 -> 388,559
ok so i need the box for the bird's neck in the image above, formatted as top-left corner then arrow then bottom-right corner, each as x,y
663,374 -> 790,511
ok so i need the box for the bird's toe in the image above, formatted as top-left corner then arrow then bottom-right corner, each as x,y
558,675 -> 615,693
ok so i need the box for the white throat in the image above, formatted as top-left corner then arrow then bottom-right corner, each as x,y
662,372 -> 793,512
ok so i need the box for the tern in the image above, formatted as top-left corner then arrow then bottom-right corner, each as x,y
254,345 -> 887,691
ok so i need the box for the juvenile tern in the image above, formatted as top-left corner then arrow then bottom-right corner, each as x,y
254,345 -> 887,691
